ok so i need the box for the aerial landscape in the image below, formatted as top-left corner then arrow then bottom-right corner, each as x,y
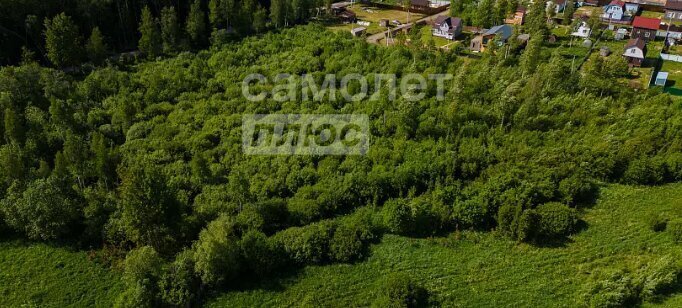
1,0 -> 682,307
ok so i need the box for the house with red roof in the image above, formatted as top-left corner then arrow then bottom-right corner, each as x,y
631,16 -> 660,41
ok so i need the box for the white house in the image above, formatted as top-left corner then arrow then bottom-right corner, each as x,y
432,16 -> 463,40
546,0 -> 567,13
625,3 -> 639,15
572,20 -> 591,38
622,38 -> 646,67
602,0 -> 625,20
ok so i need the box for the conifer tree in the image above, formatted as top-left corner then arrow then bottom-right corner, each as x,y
138,6 -> 161,58
86,27 -> 108,64
160,6 -> 180,54
186,0 -> 207,47
44,13 -> 82,67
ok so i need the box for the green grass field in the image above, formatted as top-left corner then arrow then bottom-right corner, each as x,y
207,183 -> 682,307
0,241 -> 123,307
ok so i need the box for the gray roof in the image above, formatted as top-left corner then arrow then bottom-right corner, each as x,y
483,25 -> 513,41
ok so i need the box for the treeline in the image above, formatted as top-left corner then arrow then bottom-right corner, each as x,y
0,24 -> 681,306
0,0 -> 328,66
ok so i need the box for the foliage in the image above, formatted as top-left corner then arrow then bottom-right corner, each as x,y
372,273 -> 429,308
668,219 -> 682,243
193,215 -> 242,285
44,13 -> 82,67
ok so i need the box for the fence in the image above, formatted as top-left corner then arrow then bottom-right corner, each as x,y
660,53 -> 682,62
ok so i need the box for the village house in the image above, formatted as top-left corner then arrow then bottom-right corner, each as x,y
631,16 -> 660,41
625,2 -> 639,15
432,16 -> 463,40
658,23 -> 682,40
602,0 -> 625,20
622,38 -> 646,67
410,0 -> 431,9
470,24 -> 512,52
665,0 -> 682,21
505,6 -> 526,25
546,0 -> 567,13
571,18 -> 592,38
351,27 -> 366,37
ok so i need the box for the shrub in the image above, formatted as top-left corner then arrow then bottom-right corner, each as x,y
372,273 -> 429,308
496,204 -> 521,237
666,153 -> 682,181
381,199 -> 414,235
667,219 -> 682,243
272,220 -> 335,265
582,271 -> 639,308
236,206 -> 265,233
558,173 -> 599,206
452,198 -> 487,230
535,202 -> 579,238
115,282 -> 155,308
647,213 -> 668,232
193,215 -> 242,285
623,157 -> 667,185
240,230 -> 282,277
516,209 -> 540,242
158,249 -> 198,307
329,213 -> 376,263
118,246 -> 163,307
639,256 -> 682,301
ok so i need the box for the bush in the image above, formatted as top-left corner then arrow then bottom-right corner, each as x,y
193,215 -> 242,285
452,198 -> 487,230
582,271 -> 639,308
639,256 -> 682,301
623,157 -> 667,185
240,230 -> 282,277
272,220 -> 335,265
666,153 -> 682,181
647,213 -> 668,232
535,202 -> 579,238
667,219 -> 682,243
158,250 -> 198,307
558,173 -> 599,206
516,209 -> 540,242
118,246 -> 163,307
329,213 -> 376,263
372,273 -> 429,308
115,282 -> 155,308
381,199 -> 414,235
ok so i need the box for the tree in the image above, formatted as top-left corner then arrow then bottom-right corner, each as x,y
117,246 -> 163,307
160,6 -> 180,54
270,0 -> 286,28
546,3 -> 557,23
208,0 -> 225,28
138,6 -> 161,58
476,0 -> 495,28
520,34 -> 543,76
44,13 -> 82,67
193,215 -> 242,285
186,0 -> 207,47
86,27 -> 108,64
116,160 -> 181,252
563,1 -> 576,25
159,249 -> 198,306
253,5 -> 268,33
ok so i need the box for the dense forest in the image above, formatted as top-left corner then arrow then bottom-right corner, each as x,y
1,0 -> 682,306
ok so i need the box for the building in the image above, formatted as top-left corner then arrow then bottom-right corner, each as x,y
351,27 -> 366,37
410,0 -> 430,9
622,38 -> 646,67
624,2 -> 639,15
665,0 -> 682,21
631,16 -> 660,41
432,16 -> 463,40
470,25 -> 513,52
572,19 -> 592,38
505,6 -> 526,25
658,23 -> 682,40
602,0 -> 625,20
336,9 -> 357,24
655,72 -> 668,86
379,19 -> 389,27
547,0 -> 567,13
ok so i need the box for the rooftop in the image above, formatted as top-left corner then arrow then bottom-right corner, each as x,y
632,16 -> 661,30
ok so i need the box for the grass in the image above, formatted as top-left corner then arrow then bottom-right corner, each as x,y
325,4 -> 426,36
660,60 -> 682,93
206,183 -> 682,307
0,241 -> 123,307
419,25 -> 454,48
641,11 -> 665,19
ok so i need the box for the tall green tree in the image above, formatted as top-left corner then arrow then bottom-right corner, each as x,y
86,27 -> 108,64
563,1 -> 576,25
520,34 -> 543,76
139,6 -> 161,58
44,13 -> 82,67
208,0 -> 225,28
160,6 -> 180,54
253,6 -> 268,33
186,0 -> 207,47
271,0 -> 286,28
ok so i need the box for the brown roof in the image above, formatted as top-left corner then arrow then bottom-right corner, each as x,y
666,0 -> 682,10
625,38 -> 646,50
660,23 -> 682,32
411,0 -> 430,7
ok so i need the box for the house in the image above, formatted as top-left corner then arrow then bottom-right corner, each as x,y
547,0 -> 567,13
602,0 -> 625,20
615,27 -> 628,39
469,25 -> 513,52
631,16 -> 660,41
351,27 -> 366,37
505,6 -> 526,25
379,19 -> 389,27
432,16 -> 463,40
571,19 -> 592,38
665,0 -> 682,21
658,23 -> 682,40
624,2 -> 639,15
336,9 -> 357,24
622,38 -> 646,67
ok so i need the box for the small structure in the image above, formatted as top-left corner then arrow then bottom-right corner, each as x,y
470,25 -> 513,52
505,6 -> 526,25
655,72 -> 669,86
432,16 -> 463,40
665,0 -> 682,21
410,0 -> 430,9
600,46 -> 611,56
335,8 -> 357,24
615,28 -> 628,40
582,38 -> 593,48
623,38 -> 646,67
351,27 -> 366,37
631,16 -> 660,42
572,19 -> 592,38
379,19 -> 389,27
548,34 -> 558,43
517,33 -> 531,44
625,2 -> 639,15
357,20 -> 370,26
547,0 -> 567,13
602,0 -> 625,20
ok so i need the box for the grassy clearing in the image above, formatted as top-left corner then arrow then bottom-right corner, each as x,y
420,25 -> 454,48
0,241 -> 123,307
207,183 -> 682,307
325,4 -> 426,36
641,11 -> 665,19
